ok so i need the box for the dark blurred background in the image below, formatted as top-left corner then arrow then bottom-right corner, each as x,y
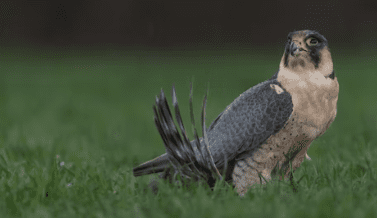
0,0 -> 376,49
0,0 -> 376,164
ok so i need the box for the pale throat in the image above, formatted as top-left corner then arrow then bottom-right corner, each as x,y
277,52 -> 336,98
278,52 -> 333,78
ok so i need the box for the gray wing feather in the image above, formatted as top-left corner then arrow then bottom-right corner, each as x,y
133,76 -> 293,184
205,79 -> 293,167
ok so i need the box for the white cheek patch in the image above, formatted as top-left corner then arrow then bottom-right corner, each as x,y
270,84 -> 284,94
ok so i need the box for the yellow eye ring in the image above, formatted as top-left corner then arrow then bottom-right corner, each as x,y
306,37 -> 319,46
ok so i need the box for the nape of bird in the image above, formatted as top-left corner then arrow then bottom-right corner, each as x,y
133,30 -> 339,196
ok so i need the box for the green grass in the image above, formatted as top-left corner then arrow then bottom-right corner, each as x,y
0,46 -> 376,217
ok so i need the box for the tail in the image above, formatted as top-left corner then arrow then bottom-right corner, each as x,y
132,153 -> 170,177
133,84 -> 222,184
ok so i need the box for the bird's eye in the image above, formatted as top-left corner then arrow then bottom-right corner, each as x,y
306,37 -> 319,46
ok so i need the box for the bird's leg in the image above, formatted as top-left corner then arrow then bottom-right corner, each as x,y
232,157 -> 269,196
305,153 -> 311,160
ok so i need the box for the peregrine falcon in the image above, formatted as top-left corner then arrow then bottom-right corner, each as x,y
133,30 -> 339,196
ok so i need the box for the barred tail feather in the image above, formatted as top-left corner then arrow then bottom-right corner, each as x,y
132,153 -> 169,177
153,84 -> 221,184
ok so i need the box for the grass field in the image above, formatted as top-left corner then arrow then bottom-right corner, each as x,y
0,45 -> 376,217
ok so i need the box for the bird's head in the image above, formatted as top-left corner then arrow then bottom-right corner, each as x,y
279,30 -> 333,76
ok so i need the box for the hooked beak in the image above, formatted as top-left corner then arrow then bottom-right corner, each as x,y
290,42 -> 308,56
